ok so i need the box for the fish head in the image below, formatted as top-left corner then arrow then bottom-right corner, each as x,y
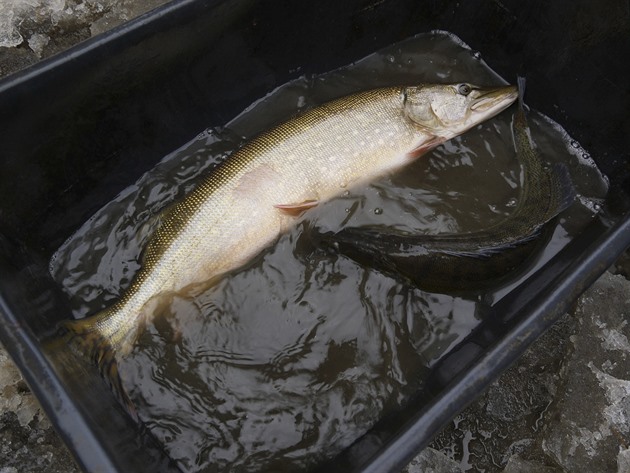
403,83 -> 518,139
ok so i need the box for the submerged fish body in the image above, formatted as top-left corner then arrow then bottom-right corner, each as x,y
318,78 -> 575,293
61,83 -> 517,412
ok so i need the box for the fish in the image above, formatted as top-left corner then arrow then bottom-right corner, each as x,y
315,77 -> 575,294
59,82 -> 518,414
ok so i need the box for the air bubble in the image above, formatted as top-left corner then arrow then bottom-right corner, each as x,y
386,54 -> 395,63
374,208 -> 383,215
578,195 -> 604,213
506,198 -> 518,208
472,51 -> 482,60
344,208 -> 350,213
570,140 -> 580,148
196,129 -> 211,139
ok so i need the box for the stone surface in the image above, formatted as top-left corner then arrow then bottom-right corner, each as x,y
618,446 -> 630,473
429,270 -> 630,472
541,272 -> 630,472
502,455 -> 559,473
0,347 -> 80,473
0,0 -> 168,78
429,313 -> 572,472
403,447 -> 461,473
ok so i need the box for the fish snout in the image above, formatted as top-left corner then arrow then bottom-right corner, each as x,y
470,85 -> 518,112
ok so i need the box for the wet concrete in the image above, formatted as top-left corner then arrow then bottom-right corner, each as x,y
0,0 -> 167,76
419,268 -> 630,472
0,348 -> 80,473
1,2 -> 630,472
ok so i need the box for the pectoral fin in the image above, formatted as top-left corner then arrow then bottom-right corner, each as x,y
406,135 -> 446,160
275,200 -> 319,216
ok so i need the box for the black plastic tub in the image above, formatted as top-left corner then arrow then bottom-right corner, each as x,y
0,1 -> 629,472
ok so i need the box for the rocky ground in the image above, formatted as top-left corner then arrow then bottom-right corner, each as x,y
412,267 -> 630,473
1,2 -> 630,472
0,0 -> 167,75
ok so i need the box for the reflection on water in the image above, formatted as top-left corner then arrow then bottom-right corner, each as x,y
49,31 -> 607,472
124,250 -> 430,471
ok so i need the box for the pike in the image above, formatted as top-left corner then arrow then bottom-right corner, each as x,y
60,82 -> 517,414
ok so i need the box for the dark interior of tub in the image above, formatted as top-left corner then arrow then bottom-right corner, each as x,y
0,0 -> 628,472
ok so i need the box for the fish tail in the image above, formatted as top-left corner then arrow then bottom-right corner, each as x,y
60,312 -> 138,420
515,76 -> 528,125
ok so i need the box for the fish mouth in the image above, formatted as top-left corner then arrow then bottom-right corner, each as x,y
471,85 -> 519,112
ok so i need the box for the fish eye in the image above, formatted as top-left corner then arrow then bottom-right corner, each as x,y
457,83 -> 472,96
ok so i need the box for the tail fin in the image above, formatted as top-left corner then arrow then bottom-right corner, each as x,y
60,314 -> 138,421
515,76 -> 528,127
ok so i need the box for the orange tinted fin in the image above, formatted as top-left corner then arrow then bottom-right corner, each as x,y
61,316 -> 138,421
406,135 -> 446,160
275,200 -> 319,216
